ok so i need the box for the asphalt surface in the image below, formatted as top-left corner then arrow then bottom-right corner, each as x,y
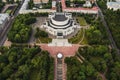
0,1 -> 24,46
95,2 -> 120,54
0,18 -> 13,46
56,1 -> 61,12
28,17 -> 47,43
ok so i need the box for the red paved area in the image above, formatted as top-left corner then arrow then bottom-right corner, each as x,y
61,0 -> 66,9
39,44 -> 80,80
65,7 -> 98,11
40,44 -> 80,57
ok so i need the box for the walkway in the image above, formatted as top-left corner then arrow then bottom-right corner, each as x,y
40,41 -> 79,80
56,58 -> 63,80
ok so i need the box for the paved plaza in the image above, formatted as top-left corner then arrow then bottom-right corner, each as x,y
33,17 -> 47,28
40,42 -> 79,80
40,44 -> 79,57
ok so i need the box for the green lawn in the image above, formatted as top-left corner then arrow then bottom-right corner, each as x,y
77,17 -> 87,26
30,69 -> 40,80
90,57 -> 103,62
5,9 -> 12,14
68,29 -> 83,44
36,37 -> 52,43
68,17 -> 88,44
68,29 -> 88,44
80,36 -> 88,45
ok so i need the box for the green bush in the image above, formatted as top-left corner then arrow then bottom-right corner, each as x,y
35,28 -> 48,38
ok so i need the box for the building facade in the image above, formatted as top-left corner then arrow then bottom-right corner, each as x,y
33,0 -> 49,4
41,13 -> 80,38
0,13 -> 9,30
2,0 -> 21,2
107,0 -> 120,11
61,0 -> 98,14
19,0 -> 56,14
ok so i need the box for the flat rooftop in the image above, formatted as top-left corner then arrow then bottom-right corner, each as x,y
53,14 -> 67,21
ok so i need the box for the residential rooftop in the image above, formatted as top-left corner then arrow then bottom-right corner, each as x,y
107,1 -> 120,10
0,13 -> 9,24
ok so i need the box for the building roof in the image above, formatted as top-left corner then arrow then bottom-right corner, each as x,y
61,0 -> 98,13
53,14 -> 67,21
48,20 -> 73,29
52,1 -> 56,7
107,2 -> 120,5
19,0 -> 30,13
116,0 -> 120,2
107,2 -> 120,10
33,0 -> 49,3
47,13 -> 74,29
0,13 -> 9,24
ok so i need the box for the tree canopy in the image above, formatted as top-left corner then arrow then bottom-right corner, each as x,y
97,0 -> 120,49
0,46 -> 54,80
8,14 -> 36,43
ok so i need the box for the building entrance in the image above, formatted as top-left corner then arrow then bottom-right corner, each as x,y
57,32 -> 63,38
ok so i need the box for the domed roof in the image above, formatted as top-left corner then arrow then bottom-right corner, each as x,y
47,12 -> 73,29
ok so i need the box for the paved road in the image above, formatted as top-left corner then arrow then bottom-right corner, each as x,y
0,17 -> 13,46
0,0 -> 24,46
95,2 -> 120,54
56,0 -> 61,12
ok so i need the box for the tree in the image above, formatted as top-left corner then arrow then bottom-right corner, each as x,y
31,56 -> 41,68
86,26 -> 103,44
0,46 -> 54,80
0,2 -> 5,12
25,17 -> 36,25
28,0 -> 34,9
2,65 -> 14,79
86,64 -> 95,76
8,52 -> 17,62
0,55 -> 8,63
104,53 -> 112,62
0,46 -> 8,53
8,14 -> 34,43
95,45 -> 108,56
14,34 -> 21,42
35,28 -> 48,38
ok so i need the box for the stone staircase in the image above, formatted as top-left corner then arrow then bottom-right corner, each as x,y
48,39 -> 72,46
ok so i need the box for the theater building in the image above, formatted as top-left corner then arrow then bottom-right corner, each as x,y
41,12 -> 80,38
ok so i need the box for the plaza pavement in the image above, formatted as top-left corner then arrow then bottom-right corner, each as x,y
40,44 -> 79,57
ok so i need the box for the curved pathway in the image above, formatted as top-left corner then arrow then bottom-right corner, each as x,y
78,28 -> 85,44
